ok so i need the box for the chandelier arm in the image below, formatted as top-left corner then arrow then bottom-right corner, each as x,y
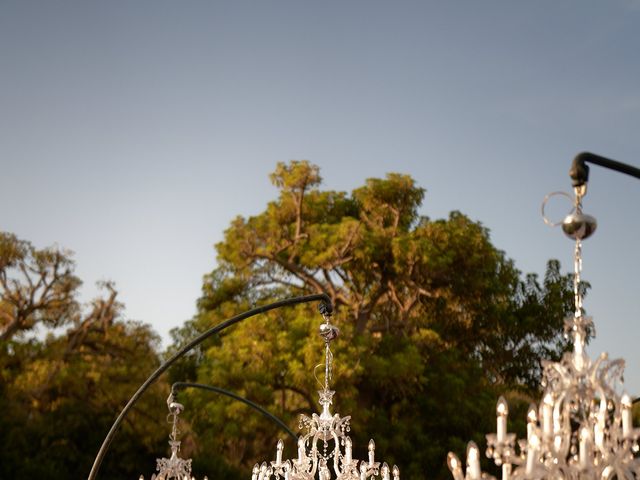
311,431 -> 322,477
331,430 -> 341,477
170,381 -> 298,441
88,293 -> 332,480
570,152 -> 640,187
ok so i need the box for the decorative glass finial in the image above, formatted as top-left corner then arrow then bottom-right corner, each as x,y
448,186 -> 640,479
254,306 -> 400,479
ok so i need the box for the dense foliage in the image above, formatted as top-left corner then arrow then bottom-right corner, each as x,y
169,162 -> 577,479
0,233 -> 167,478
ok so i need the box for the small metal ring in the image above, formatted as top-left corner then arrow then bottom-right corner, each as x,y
541,191 -> 575,227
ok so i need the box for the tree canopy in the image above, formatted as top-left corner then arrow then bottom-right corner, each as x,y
170,161 -> 576,479
0,232 -> 168,479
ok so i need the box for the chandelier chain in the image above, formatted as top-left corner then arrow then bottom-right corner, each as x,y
573,187 -> 584,323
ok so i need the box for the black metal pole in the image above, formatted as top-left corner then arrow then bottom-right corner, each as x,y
170,382 -> 298,441
88,293 -> 332,480
570,152 -> 640,187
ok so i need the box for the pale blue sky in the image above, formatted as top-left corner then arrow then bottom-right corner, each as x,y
1,1 -> 640,391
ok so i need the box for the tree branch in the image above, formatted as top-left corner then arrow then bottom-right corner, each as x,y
258,254 -> 327,295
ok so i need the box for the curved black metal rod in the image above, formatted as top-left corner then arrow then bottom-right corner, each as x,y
88,293 -> 332,480
570,152 -> 640,187
171,382 -> 298,441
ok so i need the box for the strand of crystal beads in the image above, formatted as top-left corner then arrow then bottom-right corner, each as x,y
254,311 -> 400,480
448,187 -> 640,480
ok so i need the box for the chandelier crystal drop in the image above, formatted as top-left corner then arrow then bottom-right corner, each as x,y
138,397 -> 206,480
253,309 -> 400,480
447,186 -> 640,480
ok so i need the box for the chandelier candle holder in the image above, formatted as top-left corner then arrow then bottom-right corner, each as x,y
254,307 -> 400,480
448,185 -> 640,480
138,396 -> 205,480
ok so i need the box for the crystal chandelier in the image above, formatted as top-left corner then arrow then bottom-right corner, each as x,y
253,308 -> 400,480
447,185 -> 640,480
138,397 -> 205,480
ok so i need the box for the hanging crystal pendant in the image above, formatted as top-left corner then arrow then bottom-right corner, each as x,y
448,187 -> 640,480
254,311 -> 400,480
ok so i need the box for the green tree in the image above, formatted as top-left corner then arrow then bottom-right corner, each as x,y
0,232 -> 168,479
0,232 -> 80,341
171,161 -> 575,478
